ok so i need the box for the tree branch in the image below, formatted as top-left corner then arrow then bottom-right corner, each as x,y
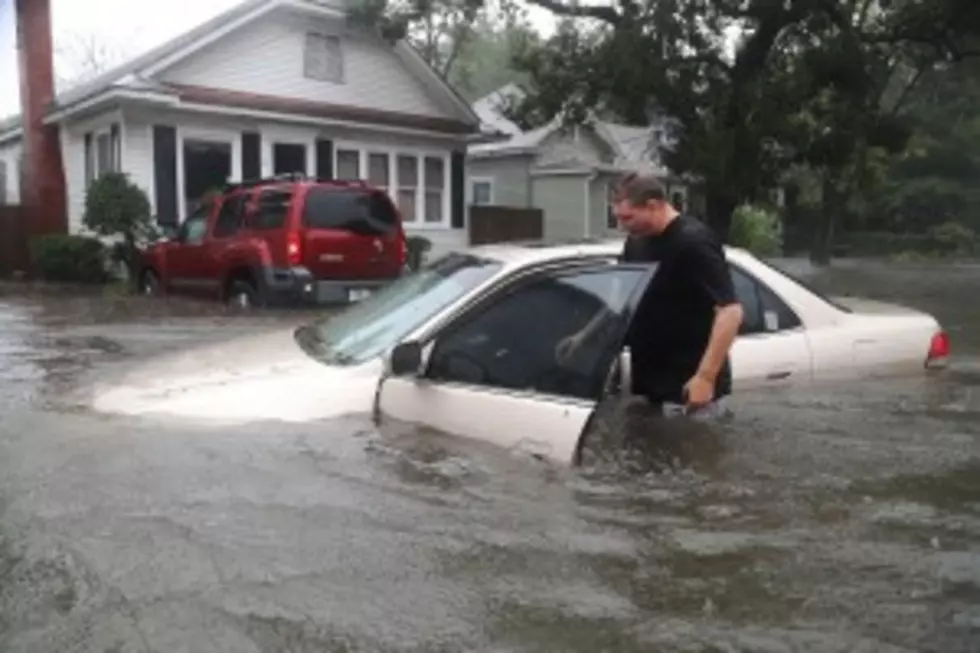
525,0 -> 620,25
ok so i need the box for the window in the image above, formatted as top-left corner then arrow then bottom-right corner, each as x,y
303,188 -> 397,235
304,32 -> 344,83
397,154 -> 418,222
423,156 -> 445,223
470,178 -> 493,206
96,133 -> 112,177
426,266 -> 648,400
730,265 -> 801,335
296,253 -> 504,366
213,193 -> 246,238
253,188 -> 292,230
177,213 -> 208,245
368,152 -> 390,189
273,143 -> 307,175
606,182 -> 618,229
336,149 -> 361,180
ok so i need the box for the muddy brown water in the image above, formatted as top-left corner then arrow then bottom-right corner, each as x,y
1,260 -> 979,652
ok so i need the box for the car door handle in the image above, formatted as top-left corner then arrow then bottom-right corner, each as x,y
766,370 -> 792,380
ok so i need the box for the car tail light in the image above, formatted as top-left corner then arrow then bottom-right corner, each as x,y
926,330 -> 949,368
286,232 -> 302,267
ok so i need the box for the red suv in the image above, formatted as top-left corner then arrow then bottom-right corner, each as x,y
137,175 -> 407,307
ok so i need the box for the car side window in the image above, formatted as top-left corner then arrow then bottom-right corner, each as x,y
213,194 -> 245,238
730,265 -> 801,335
178,214 -> 207,245
426,266 -> 648,401
252,189 -> 292,230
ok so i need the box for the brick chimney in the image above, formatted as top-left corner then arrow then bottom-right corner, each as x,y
16,0 -> 67,235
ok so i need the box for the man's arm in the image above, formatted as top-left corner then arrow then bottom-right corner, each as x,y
688,241 -> 743,386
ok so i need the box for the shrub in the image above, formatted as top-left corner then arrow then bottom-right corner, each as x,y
929,220 -> 975,256
82,172 -> 157,281
729,204 -> 783,256
31,235 -> 109,284
406,235 -> 432,271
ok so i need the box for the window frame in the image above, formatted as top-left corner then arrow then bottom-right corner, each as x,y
332,141 -> 452,229
252,186 -> 294,231
416,257 -> 651,403
729,262 -> 803,336
469,177 -> 494,206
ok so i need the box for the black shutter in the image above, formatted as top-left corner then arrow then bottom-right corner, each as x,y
315,138 -> 333,179
242,131 -> 261,181
450,150 -> 465,229
110,123 -> 121,171
152,125 -> 178,227
83,132 -> 93,186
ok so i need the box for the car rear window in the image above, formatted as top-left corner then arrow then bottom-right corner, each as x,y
302,187 -> 398,234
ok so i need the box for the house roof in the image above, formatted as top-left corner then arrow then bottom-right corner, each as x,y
468,85 -> 670,174
0,0 -> 480,142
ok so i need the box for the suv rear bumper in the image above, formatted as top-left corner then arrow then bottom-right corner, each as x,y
258,266 -> 397,307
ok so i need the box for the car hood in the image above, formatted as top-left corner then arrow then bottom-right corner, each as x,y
91,327 -> 384,423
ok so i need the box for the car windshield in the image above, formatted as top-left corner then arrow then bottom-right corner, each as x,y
295,253 -> 504,366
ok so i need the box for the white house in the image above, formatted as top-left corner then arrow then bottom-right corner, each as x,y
0,0 -> 484,256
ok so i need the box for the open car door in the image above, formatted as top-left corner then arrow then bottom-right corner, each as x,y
374,260 -> 656,465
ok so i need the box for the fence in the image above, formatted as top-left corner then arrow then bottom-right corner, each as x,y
0,205 -> 30,278
468,206 -> 544,246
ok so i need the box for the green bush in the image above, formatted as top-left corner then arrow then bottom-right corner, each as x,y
729,204 -> 783,256
83,172 -> 156,281
929,220 -> 975,256
406,235 -> 432,271
31,235 -> 109,284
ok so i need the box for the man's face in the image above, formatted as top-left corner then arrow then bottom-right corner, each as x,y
613,198 -> 665,235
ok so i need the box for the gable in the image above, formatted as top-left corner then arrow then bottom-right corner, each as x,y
535,126 -> 617,168
155,6 -> 457,120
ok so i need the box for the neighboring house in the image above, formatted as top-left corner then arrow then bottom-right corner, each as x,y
0,0 -> 483,257
467,84 -> 691,241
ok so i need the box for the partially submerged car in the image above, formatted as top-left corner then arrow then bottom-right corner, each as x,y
93,239 -> 950,465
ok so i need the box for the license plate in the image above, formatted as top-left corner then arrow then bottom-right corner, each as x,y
348,288 -> 372,302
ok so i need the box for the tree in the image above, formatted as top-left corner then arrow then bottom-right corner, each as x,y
503,0 -> 980,243
54,31 -> 126,92
348,0 -> 487,78
82,172 -> 156,281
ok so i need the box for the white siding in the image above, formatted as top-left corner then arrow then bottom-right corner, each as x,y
159,10 -> 455,119
0,140 -> 22,204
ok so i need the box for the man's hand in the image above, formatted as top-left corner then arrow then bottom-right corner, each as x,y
683,372 -> 715,410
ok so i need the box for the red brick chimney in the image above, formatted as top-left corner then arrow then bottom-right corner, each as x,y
16,0 -> 67,235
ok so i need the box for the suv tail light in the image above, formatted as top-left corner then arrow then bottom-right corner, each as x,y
286,231 -> 302,267
926,330 -> 949,368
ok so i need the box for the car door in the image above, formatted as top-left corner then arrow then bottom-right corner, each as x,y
728,263 -> 813,389
375,261 -> 656,465
203,191 -> 248,298
165,209 -> 210,296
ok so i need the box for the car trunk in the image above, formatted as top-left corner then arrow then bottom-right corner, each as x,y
300,187 -> 403,280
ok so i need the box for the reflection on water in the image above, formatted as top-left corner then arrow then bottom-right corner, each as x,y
0,260 -> 979,651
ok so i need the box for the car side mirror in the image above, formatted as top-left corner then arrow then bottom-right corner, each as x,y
389,341 -> 423,376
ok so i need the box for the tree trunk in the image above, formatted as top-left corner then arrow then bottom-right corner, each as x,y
809,176 -> 839,266
704,191 -> 738,242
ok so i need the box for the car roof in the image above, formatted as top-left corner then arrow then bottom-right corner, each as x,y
465,237 -> 753,268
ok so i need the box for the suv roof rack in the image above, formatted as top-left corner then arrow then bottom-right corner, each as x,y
221,173 -> 373,193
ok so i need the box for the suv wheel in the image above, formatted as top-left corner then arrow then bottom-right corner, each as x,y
140,270 -> 161,296
227,279 -> 259,310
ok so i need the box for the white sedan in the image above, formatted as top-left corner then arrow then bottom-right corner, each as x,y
92,239 -> 950,464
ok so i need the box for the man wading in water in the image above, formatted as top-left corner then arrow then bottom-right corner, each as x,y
557,172 -> 744,422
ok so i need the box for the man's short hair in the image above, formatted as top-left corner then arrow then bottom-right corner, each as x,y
612,172 -> 667,206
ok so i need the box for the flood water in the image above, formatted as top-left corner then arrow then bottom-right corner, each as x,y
1,260 -> 979,652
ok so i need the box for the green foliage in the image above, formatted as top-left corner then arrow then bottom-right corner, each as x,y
930,220 -> 976,256
405,235 -> 432,270
82,172 -> 155,243
729,204 -> 783,257
31,235 -> 108,284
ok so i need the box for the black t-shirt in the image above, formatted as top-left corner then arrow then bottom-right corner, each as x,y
620,215 -> 738,403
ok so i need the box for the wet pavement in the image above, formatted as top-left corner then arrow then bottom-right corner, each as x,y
1,261 -> 979,652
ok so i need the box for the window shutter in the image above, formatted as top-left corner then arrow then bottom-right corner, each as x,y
315,139 -> 334,179
152,125 -> 178,226
451,150 -> 465,229
242,132 -> 261,181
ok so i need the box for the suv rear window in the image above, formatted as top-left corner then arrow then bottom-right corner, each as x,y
302,187 -> 398,235
252,188 -> 291,230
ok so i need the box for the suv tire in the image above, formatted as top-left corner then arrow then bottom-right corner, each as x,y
139,269 -> 161,296
227,279 -> 260,310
